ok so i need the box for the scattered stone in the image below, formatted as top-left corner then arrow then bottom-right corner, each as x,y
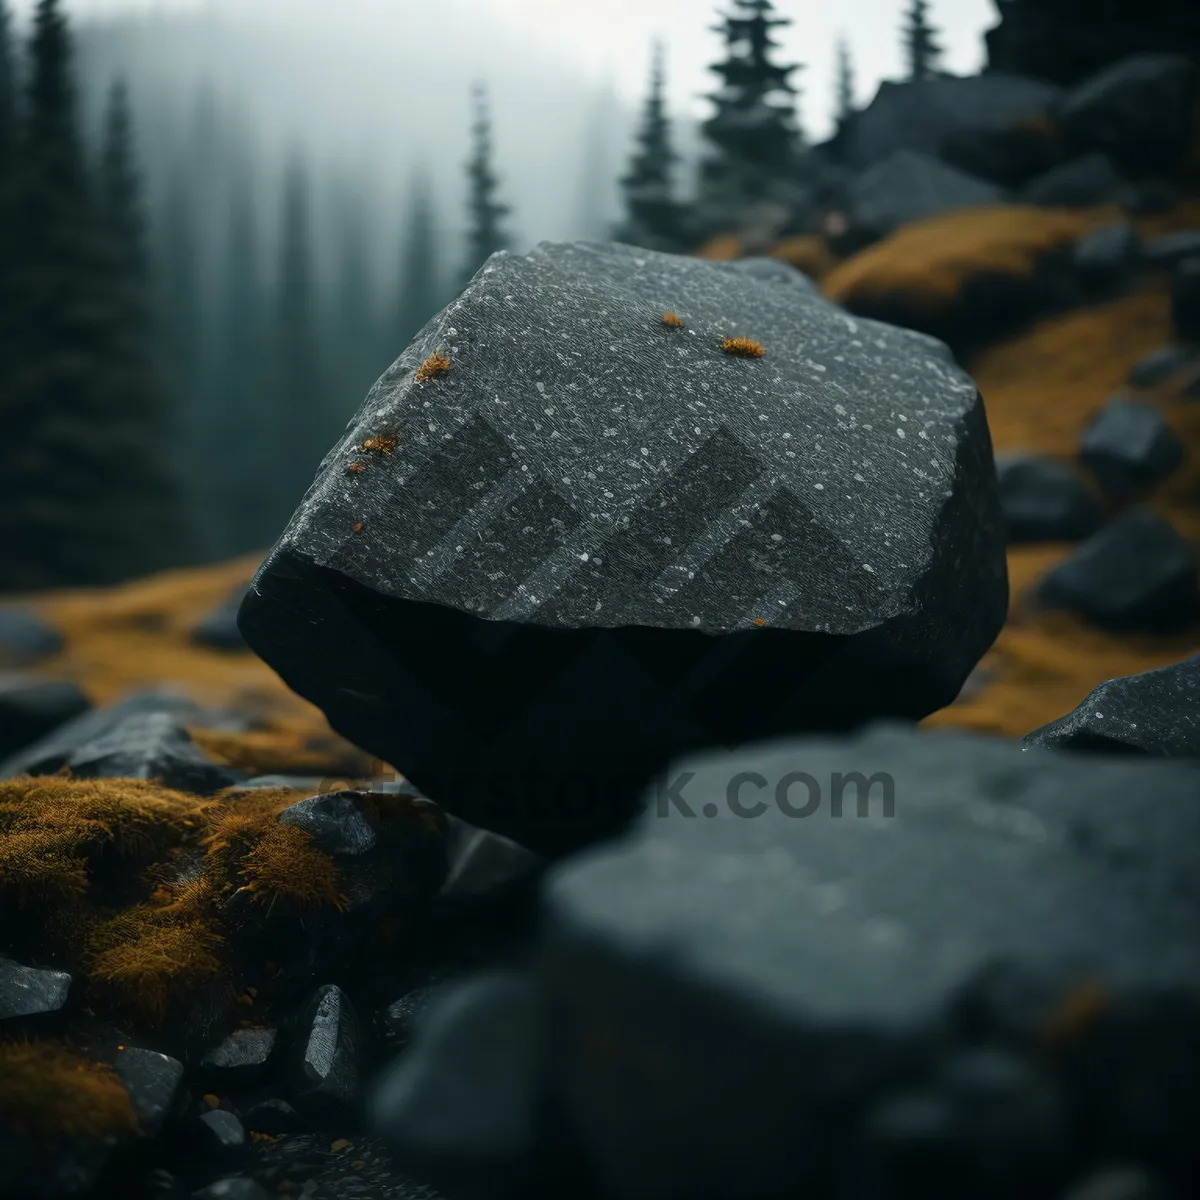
720,256 -> 818,293
1036,508 -> 1199,633
0,675 -> 91,761
242,1098 -> 306,1136
837,74 -> 1062,171
847,150 -> 1005,238
0,956 -> 71,1019
996,455 -> 1101,543
198,1108 -> 247,1151
1145,230 -> 1200,268
1022,653 -> 1200,756
200,1027 -> 279,1089
239,240 -> 1008,855
371,971 -> 545,1199
277,792 -> 378,856
115,1046 -> 186,1137
231,774 -> 331,792
375,983 -> 444,1051
1171,256 -> 1200,343
0,605 -> 63,667
1020,153 -> 1124,207
1128,346 -> 1196,389
1071,223 -> 1140,290
192,1178 -> 271,1200
440,814 -> 544,902
191,584 -> 252,652
1118,180 -> 1176,216
939,121 -> 1066,189
1060,1165 -> 1175,1200
1078,398 -> 1184,497
531,724 -> 1200,1200
1057,54 -> 1199,177
286,984 -> 365,1114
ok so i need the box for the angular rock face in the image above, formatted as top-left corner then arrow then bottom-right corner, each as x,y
995,455 -> 1100,543
847,151 -> 1005,239
1023,653 -> 1200,756
239,241 -> 1008,855
372,725 -> 1200,1200
1019,153 -> 1124,207
1078,398 -> 1184,498
1071,223 -> 1140,291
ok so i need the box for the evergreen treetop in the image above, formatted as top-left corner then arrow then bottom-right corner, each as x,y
904,0 -> 944,81
461,81 -> 510,284
101,80 -> 145,277
835,36 -> 856,126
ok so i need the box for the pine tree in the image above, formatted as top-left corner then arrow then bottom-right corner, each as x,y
613,39 -> 686,253
834,36 -> 856,127
699,1 -> 806,215
460,82 -> 511,285
271,154 -> 329,525
0,1 -> 186,590
390,171 -> 441,360
904,0 -> 944,81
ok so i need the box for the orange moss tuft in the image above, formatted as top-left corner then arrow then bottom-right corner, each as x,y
721,336 -> 765,358
822,206 -> 1118,316
415,353 -> 451,383
190,723 -> 374,777
694,233 -> 742,261
661,312 -> 684,328
0,1041 -> 138,1139
767,234 -> 838,281
345,461 -> 367,475
361,434 -> 398,455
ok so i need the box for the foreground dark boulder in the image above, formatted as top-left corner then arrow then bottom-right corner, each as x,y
1023,653 -> 1200,756
371,724 -> 1200,1200
239,241 -> 1007,855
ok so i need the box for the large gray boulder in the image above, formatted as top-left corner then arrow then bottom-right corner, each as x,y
239,241 -> 1008,855
838,74 -> 1062,171
372,724 -> 1200,1200
847,150 -> 1006,239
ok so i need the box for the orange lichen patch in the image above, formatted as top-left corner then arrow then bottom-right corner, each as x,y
928,284 -> 1200,739
823,206 -> 1119,315
190,723 -> 374,778
721,336 -> 765,358
768,234 -> 838,281
753,618 -> 766,627
84,907 -> 225,1020
361,434 -> 398,455
694,233 -> 742,261
345,461 -> 367,475
661,311 -> 684,328
352,523 -> 364,534
0,1041 -> 138,1139
330,1138 -> 353,1153
0,777 -> 210,907
415,353 -> 451,383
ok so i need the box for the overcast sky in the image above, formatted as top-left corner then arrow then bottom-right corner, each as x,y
10,0 -> 1000,139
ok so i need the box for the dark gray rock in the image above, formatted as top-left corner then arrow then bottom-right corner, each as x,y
838,74 -> 1062,172
996,455 -> 1101,543
534,723 -> 1200,1200
286,984 -> 365,1113
0,605 -> 62,667
1022,654 -> 1200,757
114,1046 -> 186,1137
848,150 -> 1005,238
200,1027 -> 279,1088
376,984 -> 444,1051
1078,398 -> 1184,497
1021,153 -> 1124,207
371,971 -> 545,1200
238,240 -> 1008,856
0,691 -> 252,780
230,774 -> 330,791
191,1178 -> 270,1200
1128,346 -> 1196,389
940,121 -> 1066,189
719,256 -> 818,293
1072,223 -> 1141,290
0,675 -> 91,760
1145,230 -> 1200,268
277,791 -> 378,855
191,585 -> 252,652
1118,180 -> 1177,216
0,956 -> 71,1019
197,1108 -> 246,1151
1057,54 -> 1199,178
1172,257 -> 1200,344
1036,508 -> 1199,633
241,1098 -> 306,1136
440,814 -> 543,902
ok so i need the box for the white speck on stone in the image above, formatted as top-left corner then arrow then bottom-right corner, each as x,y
896,429 -> 906,438
579,552 -> 590,561
814,483 -> 824,490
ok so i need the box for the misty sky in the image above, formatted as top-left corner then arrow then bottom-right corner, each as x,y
11,0 -> 999,140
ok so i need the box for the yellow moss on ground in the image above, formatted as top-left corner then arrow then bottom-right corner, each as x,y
0,1041 -> 138,1139
766,234 -> 838,281
928,288 -> 1200,738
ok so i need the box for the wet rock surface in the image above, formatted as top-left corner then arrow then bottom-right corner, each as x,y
239,240 -> 1007,855
371,724 -> 1200,1200
1023,654 -> 1200,756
